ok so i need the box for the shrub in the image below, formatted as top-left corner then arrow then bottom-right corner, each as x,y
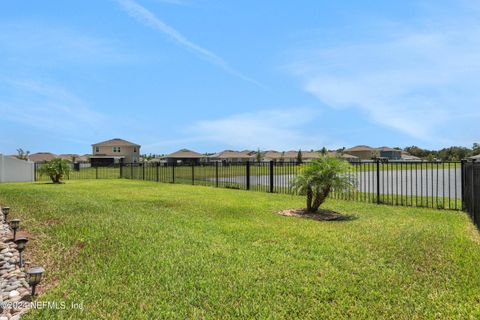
38,158 -> 71,184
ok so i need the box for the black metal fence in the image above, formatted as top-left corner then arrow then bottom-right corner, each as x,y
34,160 -> 467,211
463,161 -> 480,228
34,163 -> 121,181
118,160 -> 463,210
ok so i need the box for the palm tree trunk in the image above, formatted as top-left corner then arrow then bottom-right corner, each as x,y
306,187 -> 313,212
311,186 -> 331,212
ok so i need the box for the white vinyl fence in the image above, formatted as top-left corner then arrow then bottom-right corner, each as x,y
0,155 -> 35,183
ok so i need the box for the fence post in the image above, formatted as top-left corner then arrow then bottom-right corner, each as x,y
119,163 -> 123,178
376,160 -> 380,204
269,161 -> 274,193
156,163 -> 160,182
34,163 -> 37,182
172,162 -> 175,183
96,166 -> 98,179
215,162 -> 219,187
142,163 -> 145,180
461,160 -> 466,210
246,161 -> 250,190
130,164 -> 133,179
192,162 -> 195,185
472,160 -> 476,225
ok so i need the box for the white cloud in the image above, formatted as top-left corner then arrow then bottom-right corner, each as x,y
114,0 -> 262,86
0,78 -> 104,139
186,108 -> 334,150
289,9 -> 480,145
152,0 -> 191,5
0,22 -> 129,66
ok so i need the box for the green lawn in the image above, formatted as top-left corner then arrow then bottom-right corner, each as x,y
0,180 -> 479,319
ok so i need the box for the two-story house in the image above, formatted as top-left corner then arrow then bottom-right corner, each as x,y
90,138 -> 141,167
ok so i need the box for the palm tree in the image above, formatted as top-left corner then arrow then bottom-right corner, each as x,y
290,156 -> 354,212
38,158 -> 71,184
16,148 -> 30,161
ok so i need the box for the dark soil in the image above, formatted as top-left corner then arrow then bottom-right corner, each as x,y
275,208 -> 356,222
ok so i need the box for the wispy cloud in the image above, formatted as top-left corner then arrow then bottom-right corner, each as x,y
0,22 -> 131,67
0,78 -> 104,140
183,108 -> 336,150
153,0 -> 191,5
289,3 -> 480,146
114,0 -> 262,86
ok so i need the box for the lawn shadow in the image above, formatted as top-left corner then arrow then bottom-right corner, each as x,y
35,182 -> 65,185
275,208 -> 358,222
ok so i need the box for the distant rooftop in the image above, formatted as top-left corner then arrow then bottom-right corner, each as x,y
28,152 -> 57,163
92,138 -> 140,147
345,145 -> 374,152
469,154 -> 480,160
210,150 -> 255,158
165,149 -> 203,158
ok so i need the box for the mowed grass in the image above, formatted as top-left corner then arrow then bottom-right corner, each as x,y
0,180 -> 479,319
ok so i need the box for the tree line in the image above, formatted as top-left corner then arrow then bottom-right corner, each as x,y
403,143 -> 479,161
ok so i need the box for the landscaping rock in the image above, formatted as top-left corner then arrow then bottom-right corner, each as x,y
0,206 -> 34,319
8,290 -> 19,298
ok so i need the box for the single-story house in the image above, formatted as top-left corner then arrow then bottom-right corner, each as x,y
377,147 -> 402,160
58,154 -> 80,162
263,151 -> 283,161
90,138 -> 141,167
209,150 -> 256,163
28,152 -> 58,163
163,149 -> 204,165
344,146 -> 402,160
401,151 -> 422,161
468,154 -> 480,161
77,155 -> 91,162
343,146 -> 376,160
328,151 -> 360,162
263,150 -> 323,162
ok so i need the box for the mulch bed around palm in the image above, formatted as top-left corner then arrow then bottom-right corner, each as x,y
275,208 -> 355,221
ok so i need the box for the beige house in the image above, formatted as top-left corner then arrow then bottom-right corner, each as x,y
263,151 -> 283,161
401,151 -> 421,161
343,145 -> 376,160
91,138 -> 141,166
163,149 -> 204,164
209,150 -> 256,163
328,151 -> 359,161
264,150 -> 323,162
58,154 -> 80,162
344,145 -> 403,160
28,152 -> 58,163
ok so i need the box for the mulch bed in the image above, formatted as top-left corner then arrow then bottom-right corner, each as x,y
275,208 -> 356,222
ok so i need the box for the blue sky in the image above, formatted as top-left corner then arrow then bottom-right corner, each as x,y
1,0 -> 479,155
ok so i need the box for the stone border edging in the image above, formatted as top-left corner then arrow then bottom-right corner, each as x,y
0,207 -> 32,320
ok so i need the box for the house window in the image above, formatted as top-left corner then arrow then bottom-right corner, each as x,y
95,147 -> 99,153
134,148 -> 137,153
113,147 -> 121,153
